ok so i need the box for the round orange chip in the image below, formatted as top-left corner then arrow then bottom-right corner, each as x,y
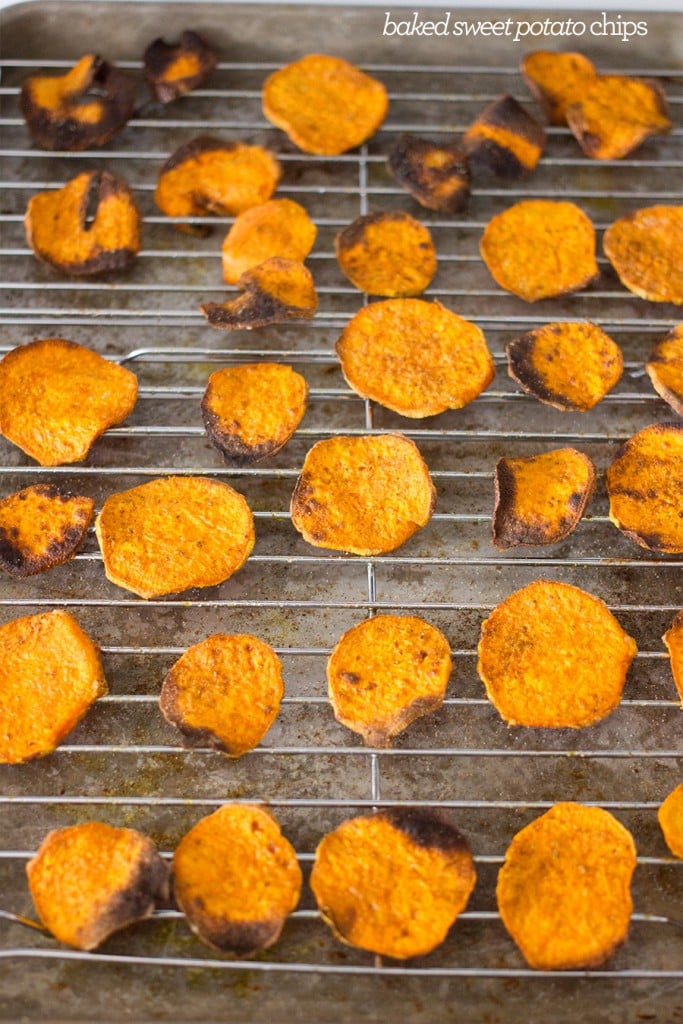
663,610 -> 683,705
658,784 -> 683,858
646,324 -> 683,416
520,51 -> 597,126
480,200 -> 598,302
221,198 -> 317,284
603,206 -> 683,305
335,211 -> 436,297
0,484 -> 94,578
262,54 -> 388,156
336,299 -> 494,417
567,76 -> 671,161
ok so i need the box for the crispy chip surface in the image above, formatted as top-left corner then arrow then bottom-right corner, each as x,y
0,485 -> 94,577
567,75 -> 671,160
663,610 -> 683,704
520,51 -> 597,125
658,784 -> 683,858
335,211 -> 436,297
463,94 -> 546,178
201,257 -> 317,329
388,136 -> 470,213
646,325 -> 683,416
603,206 -> 683,305
144,30 -> 216,103
221,198 -> 317,284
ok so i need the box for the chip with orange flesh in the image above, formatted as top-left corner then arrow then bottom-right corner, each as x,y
327,615 -> 452,748
0,484 -> 94,578
497,803 -> 636,970
335,211 -> 436,297
25,171 -> 142,276
0,609 -> 107,764
96,476 -> 254,599
202,362 -> 308,465
480,200 -> 598,303
477,580 -> 637,728
143,30 -> 216,103
646,325 -> 683,416
173,804 -> 302,955
311,809 -> 476,959
506,321 -> 623,411
335,299 -> 494,418
520,51 -> 597,126
20,54 -> 135,151
606,423 -> 683,554
463,94 -> 546,179
603,206 -> 683,305
566,76 -> 671,161
159,633 -> 284,756
388,136 -> 470,214
154,136 -> 281,234
663,610 -> 683,705
221,198 -> 317,285
262,54 -> 388,156
27,823 -> 169,951
658,784 -> 683,858
201,258 -> 317,330
291,434 -> 435,556
492,449 -> 596,550
0,338 -> 138,466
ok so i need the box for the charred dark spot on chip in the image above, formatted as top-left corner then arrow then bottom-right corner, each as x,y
161,135 -> 235,173
388,135 -> 470,213
196,914 -> 282,956
201,405 -> 280,467
507,334 -> 565,407
144,30 -> 217,104
200,258 -> 317,331
96,851 -> 170,944
382,808 -> 470,854
341,671 -> 361,684
463,94 -> 546,179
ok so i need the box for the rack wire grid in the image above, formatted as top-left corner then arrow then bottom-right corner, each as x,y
0,13 -> 682,1023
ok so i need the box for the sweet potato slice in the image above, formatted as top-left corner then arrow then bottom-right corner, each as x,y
262,54 -> 388,156
506,321 -> 623,411
658,784 -> 683,858
480,200 -> 598,302
311,809 -> 476,959
155,137 -> 281,233
327,615 -> 451,748
173,804 -> 301,955
25,171 -> 141,276
663,610 -> 683,704
20,54 -> 135,151
567,76 -> 671,160
463,94 -> 546,179
221,198 -> 317,284
477,580 -> 637,728
497,803 -> 636,970
291,434 -> 435,556
27,823 -> 169,950
603,206 -> 683,305
388,136 -> 470,213
0,338 -> 138,466
201,362 -> 308,465
335,298 -> 494,418
95,476 -> 255,599
160,633 -> 284,756
144,30 -> 216,103
0,485 -> 94,577
520,51 -> 597,126
0,609 -> 107,764
201,258 -> 317,330
646,324 -> 683,416
335,211 -> 436,298
606,423 -> 683,554
492,449 -> 596,550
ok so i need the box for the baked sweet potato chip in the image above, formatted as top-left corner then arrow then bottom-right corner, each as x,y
221,198 -> 317,284
327,615 -> 451,747
335,211 -> 436,297
492,449 -> 596,550
27,823 -> 169,950
663,610 -> 683,705
0,484 -> 94,577
0,609 -> 107,764
144,30 -> 216,103
497,803 -> 636,970
201,257 -> 317,330
606,423 -> 683,554
480,200 -> 598,302
20,54 -> 135,150
95,476 -> 255,599
658,784 -> 683,858
173,804 -> 301,955
506,321 -> 623,411
388,136 -> 470,214
463,94 -> 546,179
262,54 -> 388,156
567,76 -> 671,160
160,633 -> 284,756
202,362 -> 308,465
335,298 -> 494,418
26,171 -> 141,276
291,434 -> 435,556
603,206 -> 683,305
311,809 -> 476,959
0,338 -> 138,466
155,136 -> 281,233
646,324 -> 683,416
520,51 -> 597,126
477,580 -> 637,728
